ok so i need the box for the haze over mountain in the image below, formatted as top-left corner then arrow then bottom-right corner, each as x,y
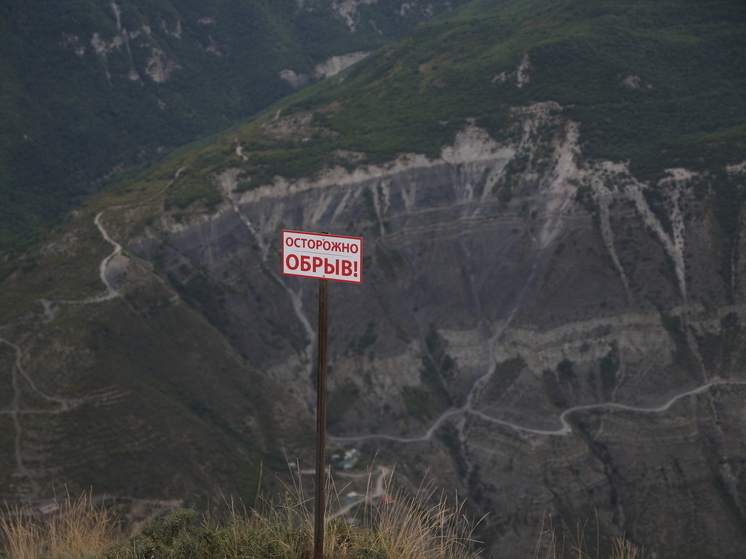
1,0 -> 746,557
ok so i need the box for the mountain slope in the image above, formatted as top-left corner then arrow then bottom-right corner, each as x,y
276,0 -> 746,174
1,0 -> 746,557
0,0 -> 470,243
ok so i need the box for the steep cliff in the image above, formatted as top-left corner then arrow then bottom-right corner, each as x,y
131,103 -> 746,557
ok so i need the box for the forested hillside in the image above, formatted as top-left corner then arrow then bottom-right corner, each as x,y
0,0 -> 468,243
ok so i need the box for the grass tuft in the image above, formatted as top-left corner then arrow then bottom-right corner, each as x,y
0,492 -> 120,559
531,513 -> 646,559
368,484 -> 472,559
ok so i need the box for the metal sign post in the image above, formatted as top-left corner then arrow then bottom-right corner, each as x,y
280,230 -> 363,559
313,277 -> 328,559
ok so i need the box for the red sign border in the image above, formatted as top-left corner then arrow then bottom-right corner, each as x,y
281,230 -> 364,284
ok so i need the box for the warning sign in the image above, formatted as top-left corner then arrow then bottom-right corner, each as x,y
281,230 -> 363,284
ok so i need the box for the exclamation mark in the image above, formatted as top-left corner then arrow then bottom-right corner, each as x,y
353,261 -> 358,278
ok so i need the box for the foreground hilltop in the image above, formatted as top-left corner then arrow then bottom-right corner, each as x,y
1,0 -> 746,557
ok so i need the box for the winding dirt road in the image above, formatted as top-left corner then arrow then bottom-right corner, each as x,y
330,377 -> 746,444
0,209 -> 124,496
92,211 -> 123,301
39,210 -> 124,322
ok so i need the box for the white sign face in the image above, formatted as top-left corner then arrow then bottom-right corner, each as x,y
282,230 -> 363,284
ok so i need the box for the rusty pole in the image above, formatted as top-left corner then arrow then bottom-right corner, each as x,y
313,276 -> 329,559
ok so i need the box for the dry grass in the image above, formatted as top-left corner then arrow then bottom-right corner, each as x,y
218,470 -> 473,559
0,481 -> 644,559
367,484 -> 473,559
532,514 -> 646,559
0,492 -> 120,559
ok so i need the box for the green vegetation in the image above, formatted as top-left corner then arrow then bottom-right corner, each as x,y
2,0 -> 742,244
225,0 -> 745,196
402,386 -> 433,420
0,345 -> 15,408
375,245 -> 406,279
166,172 -> 222,211
0,204 -> 306,502
543,369 -> 569,409
8,0 -> 736,246
437,422 -> 468,477
419,325 -> 455,409
400,327 -> 458,421
349,320 -> 378,356
696,312 -> 743,377
481,357 -> 526,401
168,269 -> 230,331
328,379 -> 361,427
0,416 -> 15,492
599,347 -> 619,397
0,0 -> 472,244
557,358 -> 575,383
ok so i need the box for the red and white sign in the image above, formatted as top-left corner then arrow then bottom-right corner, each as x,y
282,230 -> 363,284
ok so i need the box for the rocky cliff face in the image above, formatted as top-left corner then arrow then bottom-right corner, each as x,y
119,104 -> 746,557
